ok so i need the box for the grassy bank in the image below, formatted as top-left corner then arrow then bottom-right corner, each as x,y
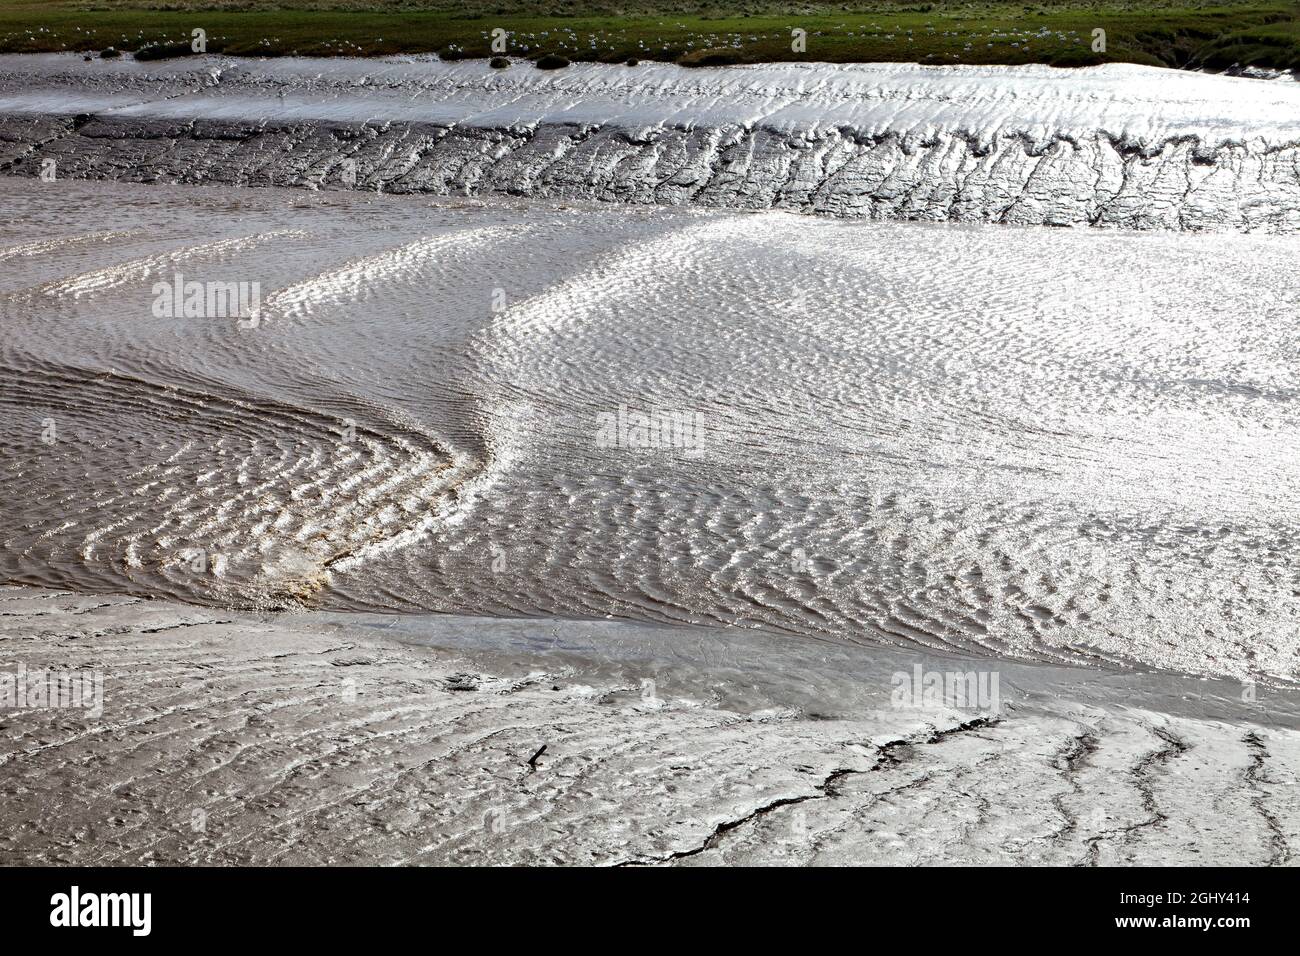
0,1 -> 1295,70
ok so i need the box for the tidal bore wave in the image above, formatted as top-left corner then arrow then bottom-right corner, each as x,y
1,56 -> 1298,685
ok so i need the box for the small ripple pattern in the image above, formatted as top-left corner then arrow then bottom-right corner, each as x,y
1,179 -> 1298,681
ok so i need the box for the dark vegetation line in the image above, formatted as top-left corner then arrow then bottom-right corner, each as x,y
0,2 -> 1297,71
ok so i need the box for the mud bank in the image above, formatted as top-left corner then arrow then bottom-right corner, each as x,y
2,586 -> 1297,865
2,54 -> 1299,230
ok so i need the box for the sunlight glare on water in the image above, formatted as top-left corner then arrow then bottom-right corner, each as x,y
1,179 -> 1298,682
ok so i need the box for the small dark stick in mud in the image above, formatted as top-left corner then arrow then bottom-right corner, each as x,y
527,745 -> 547,771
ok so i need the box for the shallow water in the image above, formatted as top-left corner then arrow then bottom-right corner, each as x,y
2,178 -> 1298,682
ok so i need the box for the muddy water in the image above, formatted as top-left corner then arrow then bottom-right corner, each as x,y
2,179 -> 1298,682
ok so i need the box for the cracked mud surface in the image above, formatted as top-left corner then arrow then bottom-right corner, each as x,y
2,586 -> 1296,866
2,54 -> 1299,231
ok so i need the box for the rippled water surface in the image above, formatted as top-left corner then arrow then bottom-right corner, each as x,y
2,179 -> 1298,681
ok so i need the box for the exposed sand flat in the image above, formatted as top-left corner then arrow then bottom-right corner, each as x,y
2,54 -> 1299,230
2,585 -> 1296,866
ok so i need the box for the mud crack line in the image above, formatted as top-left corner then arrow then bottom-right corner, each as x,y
613,715 -> 1001,866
